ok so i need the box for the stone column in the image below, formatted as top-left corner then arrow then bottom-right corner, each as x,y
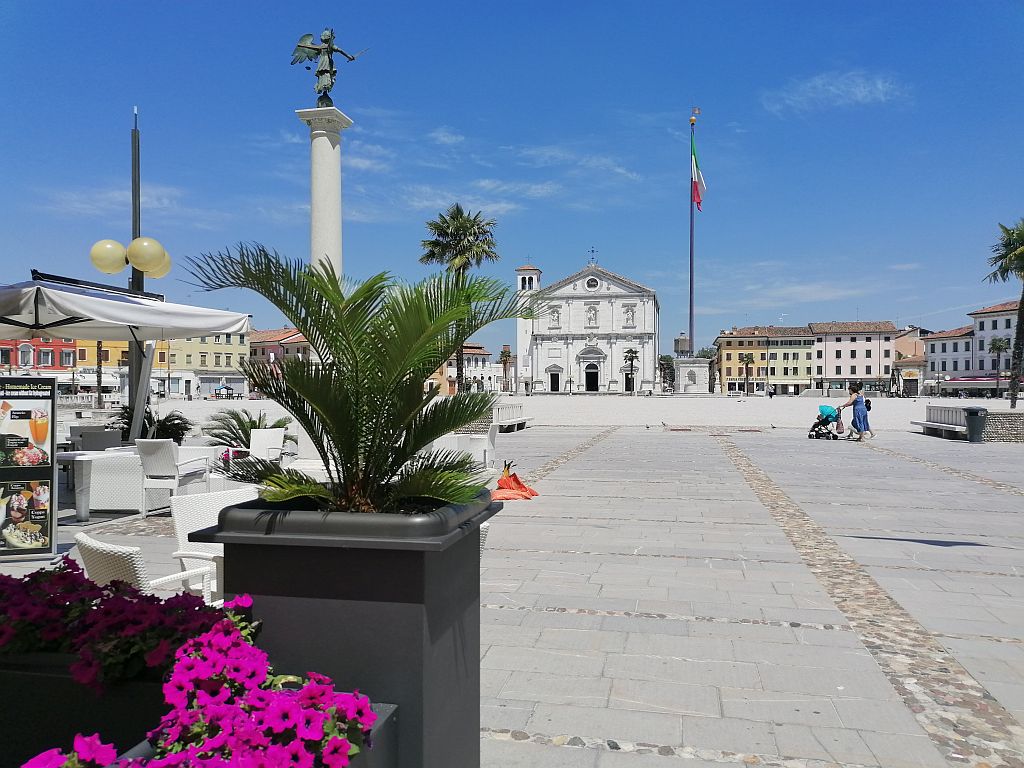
296,106 -> 353,274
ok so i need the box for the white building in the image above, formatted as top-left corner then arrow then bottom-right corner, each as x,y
515,262 -> 659,393
924,300 -> 1019,395
970,300 -> 1018,376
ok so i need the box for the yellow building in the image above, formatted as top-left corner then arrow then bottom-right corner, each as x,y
714,327 -> 770,394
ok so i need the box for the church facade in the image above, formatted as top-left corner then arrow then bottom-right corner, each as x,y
515,263 -> 659,393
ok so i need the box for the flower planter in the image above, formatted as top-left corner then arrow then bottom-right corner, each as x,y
0,653 -> 165,767
118,702 -> 398,766
191,490 -> 500,768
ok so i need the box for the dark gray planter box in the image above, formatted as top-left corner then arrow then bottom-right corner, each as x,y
119,703 -> 399,766
192,490 -> 499,768
0,653 -> 166,766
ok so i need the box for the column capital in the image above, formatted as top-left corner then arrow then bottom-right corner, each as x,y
296,106 -> 354,134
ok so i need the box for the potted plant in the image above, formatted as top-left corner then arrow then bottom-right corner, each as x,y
0,559 -> 227,765
185,244 -> 535,767
203,408 -> 297,469
23,596 -> 398,768
109,406 -> 195,444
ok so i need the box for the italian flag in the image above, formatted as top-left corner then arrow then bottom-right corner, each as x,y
691,133 -> 706,211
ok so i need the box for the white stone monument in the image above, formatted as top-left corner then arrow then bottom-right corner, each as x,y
674,357 -> 711,394
296,106 -> 353,273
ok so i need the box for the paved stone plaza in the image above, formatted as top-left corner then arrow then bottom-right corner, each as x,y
3,405 -> 1023,766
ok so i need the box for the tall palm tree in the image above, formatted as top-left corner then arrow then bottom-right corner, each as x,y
739,352 -> 755,394
989,337 -> 1010,399
985,218 -> 1024,408
623,348 -> 639,394
499,348 -> 512,392
419,203 -> 500,393
188,244 -> 534,514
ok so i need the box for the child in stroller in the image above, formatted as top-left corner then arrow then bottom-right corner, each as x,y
808,405 -> 841,440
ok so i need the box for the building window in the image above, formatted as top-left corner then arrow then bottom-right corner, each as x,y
835,366 -> 841,375
38,349 -> 54,367
760,353 -> 766,361
850,366 -> 857,375
239,334 -> 246,344
834,350 -> 841,359
965,341 -> 971,352
835,337 -> 841,343
1006,319 -> 1012,329
120,351 -> 129,364
952,360 -> 958,371
158,351 -> 166,363
225,334 -> 232,344
964,359 -> 970,370
866,365 -> 872,374
952,342 -> 959,353
865,349 -> 871,358
200,353 -> 208,366
884,349 -> 890,358
866,336 -> 872,342
726,367 -> 732,376
978,321 -> 985,331
979,339 -> 985,351
816,350 -> 823,359
850,350 -> 857,359
61,350 -> 75,367
805,352 -> 811,360
770,367 -> 777,376
930,343 -> 935,353
18,345 -> 33,367
214,335 -> 222,344
806,367 -> 812,375
816,366 -> 823,375
770,352 -> 778,360
725,353 -> 732,361
0,349 -> 10,366
930,362 -> 935,371
200,337 -> 207,343
226,354 -> 233,367
941,360 -> 947,371
941,343 -> 948,353
186,354 -> 193,365
816,337 -> 823,343
991,358 -> 998,370
978,359 -> 985,370
78,347 -> 87,361
214,354 -> 222,367
169,354 -> 177,365
883,365 -> 890,374
883,336 -> 890,342
849,337 -> 857,343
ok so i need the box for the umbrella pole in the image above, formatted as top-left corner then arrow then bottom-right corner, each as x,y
129,341 -> 155,441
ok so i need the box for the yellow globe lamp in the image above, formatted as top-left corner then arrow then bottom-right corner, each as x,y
89,239 -> 127,274
126,237 -> 165,272
147,250 -> 172,279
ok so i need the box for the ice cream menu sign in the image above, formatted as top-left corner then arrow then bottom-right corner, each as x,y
0,377 -> 56,559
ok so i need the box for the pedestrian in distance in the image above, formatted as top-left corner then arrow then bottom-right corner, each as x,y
836,382 -> 874,441
767,385 -> 775,399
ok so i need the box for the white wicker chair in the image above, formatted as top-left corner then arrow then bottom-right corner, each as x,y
74,532 -> 217,603
170,487 -> 260,594
136,439 -> 211,515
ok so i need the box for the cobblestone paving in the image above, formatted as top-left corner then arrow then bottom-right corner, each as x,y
520,426 -> 620,484
862,441 -> 1024,498
718,435 -> 1024,767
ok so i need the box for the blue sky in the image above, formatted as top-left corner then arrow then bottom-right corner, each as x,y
1,2 -> 1021,353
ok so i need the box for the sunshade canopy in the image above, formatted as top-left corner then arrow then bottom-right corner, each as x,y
0,276 -> 250,341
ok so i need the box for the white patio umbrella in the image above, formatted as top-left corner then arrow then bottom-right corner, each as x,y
0,273 -> 250,438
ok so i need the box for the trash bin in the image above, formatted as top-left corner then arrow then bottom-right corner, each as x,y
963,406 -> 987,443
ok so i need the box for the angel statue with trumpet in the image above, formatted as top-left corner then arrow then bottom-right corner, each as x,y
291,28 -> 366,107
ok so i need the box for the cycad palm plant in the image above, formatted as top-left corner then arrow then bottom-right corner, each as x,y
985,218 -> 1024,408
188,244 -> 534,514
203,408 -> 297,448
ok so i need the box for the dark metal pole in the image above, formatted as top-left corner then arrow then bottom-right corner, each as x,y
688,120 -> 696,356
128,107 -> 144,408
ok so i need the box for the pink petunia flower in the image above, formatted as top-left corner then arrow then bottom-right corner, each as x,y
21,748 -> 67,768
224,594 -> 253,610
72,732 -> 117,765
321,736 -> 352,768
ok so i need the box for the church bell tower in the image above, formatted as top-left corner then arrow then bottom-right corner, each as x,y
514,264 -> 542,393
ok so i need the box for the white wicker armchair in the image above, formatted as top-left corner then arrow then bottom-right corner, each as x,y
136,439 -> 212,515
170,487 -> 260,593
74,532 -> 217,603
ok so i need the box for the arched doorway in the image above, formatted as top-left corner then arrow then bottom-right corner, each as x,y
576,346 -> 606,393
545,364 -> 563,393
585,363 -> 599,392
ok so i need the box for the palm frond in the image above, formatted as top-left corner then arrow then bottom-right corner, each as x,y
386,449 -> 487,507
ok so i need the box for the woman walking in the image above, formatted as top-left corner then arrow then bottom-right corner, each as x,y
836,383 -> 874,441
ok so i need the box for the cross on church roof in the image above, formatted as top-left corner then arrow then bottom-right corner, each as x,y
586,247 -> 598,265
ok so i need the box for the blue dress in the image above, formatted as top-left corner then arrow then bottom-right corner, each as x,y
851,394 -> 870,433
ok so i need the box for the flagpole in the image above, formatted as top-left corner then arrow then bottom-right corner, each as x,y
688,114 -> 696,355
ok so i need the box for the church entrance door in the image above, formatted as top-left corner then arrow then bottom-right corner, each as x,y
624,373 -> 635,393
585,363 -> 599,392
549,372 -> 560,392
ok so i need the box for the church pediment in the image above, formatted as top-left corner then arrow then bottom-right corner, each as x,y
544,265 -> 655,299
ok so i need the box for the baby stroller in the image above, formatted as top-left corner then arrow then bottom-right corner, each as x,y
808,405 -> 841,440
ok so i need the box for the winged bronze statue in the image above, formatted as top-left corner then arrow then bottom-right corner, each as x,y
291,28 -> 365,107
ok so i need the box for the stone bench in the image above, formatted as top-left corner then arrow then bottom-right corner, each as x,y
911,405 -> 973,440
492,402 -> 533,432
910,420 -> 968,439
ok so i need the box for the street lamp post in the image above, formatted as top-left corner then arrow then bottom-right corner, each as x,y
87,108 -> 172,410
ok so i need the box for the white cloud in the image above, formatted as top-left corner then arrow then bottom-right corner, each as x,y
428,127 -> 465,145
402,184 -> 520,216
887,262 -> 921,271
742,282 -> 868,309
42,183 -> 231,229
762,70 -> 909,115
517,145 -> 639,181
473,179 -> 561,198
